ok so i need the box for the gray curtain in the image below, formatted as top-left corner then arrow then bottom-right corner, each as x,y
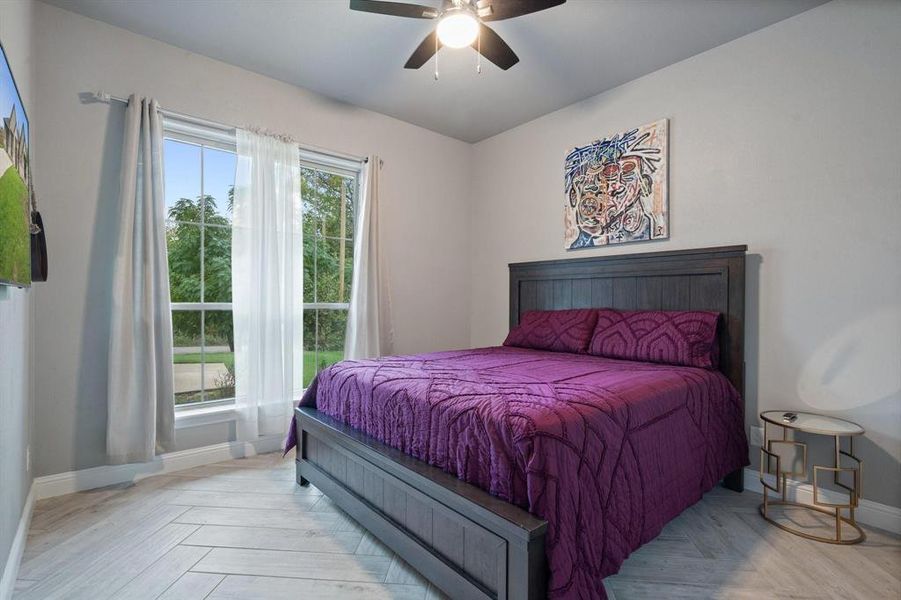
107,95 -> 175,464
344,155 -> 393,360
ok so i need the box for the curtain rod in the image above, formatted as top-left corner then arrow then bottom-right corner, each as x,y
89,91 -> 371,164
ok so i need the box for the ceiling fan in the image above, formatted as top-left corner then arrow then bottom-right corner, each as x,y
349,0 -> 566,72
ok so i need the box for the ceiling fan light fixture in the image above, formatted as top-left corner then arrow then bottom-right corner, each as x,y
436,12 -> 479,48
351,0 -> 563,71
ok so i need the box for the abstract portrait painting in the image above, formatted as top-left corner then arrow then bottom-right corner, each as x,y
564,119 -> 668,250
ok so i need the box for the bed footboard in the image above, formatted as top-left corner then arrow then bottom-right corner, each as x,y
295,407 -> 548,600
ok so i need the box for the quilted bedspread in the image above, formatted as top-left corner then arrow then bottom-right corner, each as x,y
287,346 -> 748,599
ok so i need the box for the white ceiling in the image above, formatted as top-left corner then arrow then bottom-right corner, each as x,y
44,0 -> 826,142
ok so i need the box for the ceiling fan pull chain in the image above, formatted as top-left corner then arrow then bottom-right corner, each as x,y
477,28 -> 482,74
434,32 -> 439,81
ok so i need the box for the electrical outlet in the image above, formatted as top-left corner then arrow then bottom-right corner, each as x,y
749,426 -> 764,447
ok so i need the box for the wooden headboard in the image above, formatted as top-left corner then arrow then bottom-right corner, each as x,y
509,245 -> 747,395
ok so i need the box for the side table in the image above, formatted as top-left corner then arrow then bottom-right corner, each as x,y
759,410 -> 865,544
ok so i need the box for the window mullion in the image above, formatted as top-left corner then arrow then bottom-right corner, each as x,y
199,145 -> 206,401
173,302 -> 232,311
314,226 -> 319,377
302,302 -> 349,310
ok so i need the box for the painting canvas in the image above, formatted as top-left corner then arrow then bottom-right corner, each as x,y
0,42 -> 30,287
564,119 -> 668,250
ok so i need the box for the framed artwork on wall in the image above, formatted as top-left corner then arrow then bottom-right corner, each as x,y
564,118 -> 668,250
0,41 -> 31,287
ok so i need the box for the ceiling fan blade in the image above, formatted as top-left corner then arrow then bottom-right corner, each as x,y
478,0 -> 566,22
349,0 -> 437,19
473,23 -> 519,70
404,30 -> 441,69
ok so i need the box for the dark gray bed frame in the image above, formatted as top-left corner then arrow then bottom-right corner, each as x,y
295,244 -> 747,599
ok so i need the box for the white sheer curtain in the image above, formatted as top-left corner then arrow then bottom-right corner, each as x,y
107,95 -> 175,464
344,155 -> 393,360
232,129 -> 303,441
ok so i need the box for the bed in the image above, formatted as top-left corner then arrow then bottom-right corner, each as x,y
290,245 -> 749,599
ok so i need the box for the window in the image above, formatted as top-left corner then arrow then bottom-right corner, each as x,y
301,158 -> 359,388
163,126 -> 237,408
163,118 -> 359,408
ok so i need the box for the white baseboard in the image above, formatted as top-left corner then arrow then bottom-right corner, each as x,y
0,482 -> 35,600
33,435 -> 284,501
742,467 -> 901,535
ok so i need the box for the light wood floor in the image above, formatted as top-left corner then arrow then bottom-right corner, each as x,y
15,452 -> 900,600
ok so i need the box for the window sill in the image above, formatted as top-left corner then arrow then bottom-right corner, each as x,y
175,403 -> 238,429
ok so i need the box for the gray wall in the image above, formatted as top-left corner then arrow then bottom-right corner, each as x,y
25,0 -> 901,512
0,0 -> 35,581
30,2 -> 473,477
470,0 -> 901,507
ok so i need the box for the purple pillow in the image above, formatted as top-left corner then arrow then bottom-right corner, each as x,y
588,309 -> 720,369
503,309 -> 598,354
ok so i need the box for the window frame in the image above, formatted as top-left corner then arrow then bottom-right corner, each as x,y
162,117 -> 363,417
300,154 -> 362,387
163,119 -> 238,413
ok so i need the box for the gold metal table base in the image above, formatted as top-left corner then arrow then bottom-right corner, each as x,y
758,413 -> 865,545
758,500 -> 866,545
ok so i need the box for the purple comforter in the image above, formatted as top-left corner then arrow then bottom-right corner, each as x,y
287,346 -> 747,598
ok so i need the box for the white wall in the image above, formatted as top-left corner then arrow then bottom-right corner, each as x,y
470,0 -> 901,507
0,0 -> 35,583
31,2 -> 472,477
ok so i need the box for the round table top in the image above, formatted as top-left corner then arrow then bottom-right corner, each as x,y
760,411 -> 865,436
